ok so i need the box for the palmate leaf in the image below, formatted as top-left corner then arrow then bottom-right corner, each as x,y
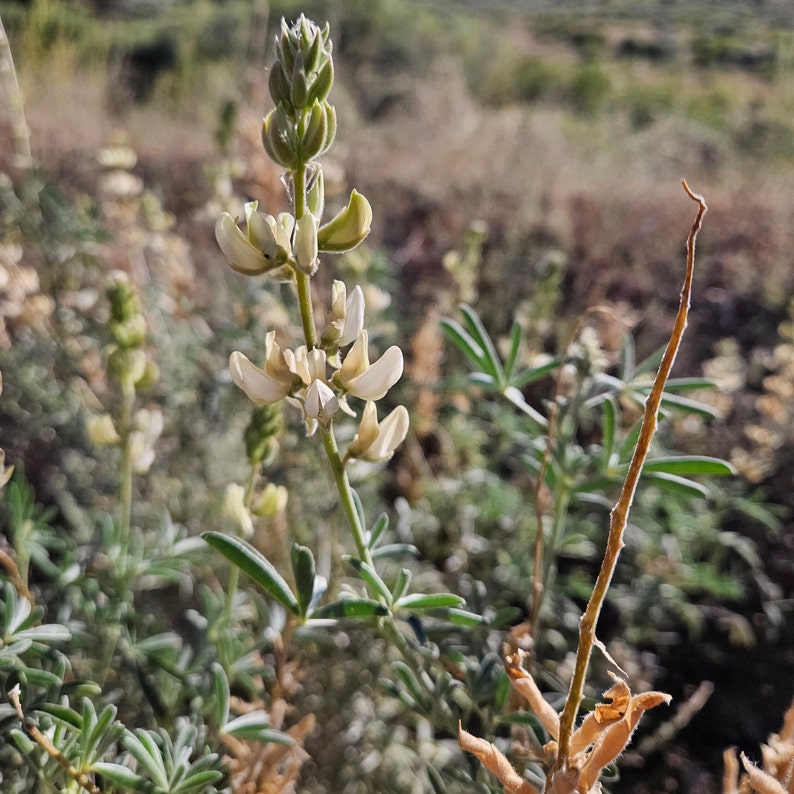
202,532 -> 299,615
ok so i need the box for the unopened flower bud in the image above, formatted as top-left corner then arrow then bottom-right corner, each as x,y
244,402 -> 283,466
262,104 -> 299,169
268,61 -> 292,107
299,101 -> 331,162
307,59 -> 334,105
306,166 -> 325,219
317,190 -> 372,253
294,213 -> 319,275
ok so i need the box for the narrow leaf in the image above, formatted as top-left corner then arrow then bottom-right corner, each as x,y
504,322 -> 523,380
345,557 -> 391,603
460,304 -> 506,386
368,513 -> 389,549
202,532 -> 299,615
37,703 -> 82,730
371,543 -> 419,560
211,662 -> 230,728
510,357 -> 561,389
642,471 -> 712,498
310,598 -> 389,619
502,386 -> 548,430
440,318 -> 486,368
643,455 -> 736,476
93,762 -> 155,793
392,568 -> 412,603
395,593 -> 464,611
446,608 -> 487,627
600,394 -> 618,472
291,543 -> 316,618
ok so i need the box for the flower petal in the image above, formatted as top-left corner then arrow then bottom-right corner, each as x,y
216,213 -> 271,275
304,379 -> 339,424
367,405 -> 409,461
339,285 -> 365,347
344,345 -> 403,401
230,351 -> 291,404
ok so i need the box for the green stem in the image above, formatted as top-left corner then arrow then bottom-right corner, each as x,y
320,428 -> 373,566
225,464 -> 258,622
291,161 -> 370,566
292,165 -> 318,350
116,378 -> 136,592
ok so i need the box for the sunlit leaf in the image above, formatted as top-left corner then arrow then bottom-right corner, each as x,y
395,593 -> 465,611
367,512 -> 389,549
643,455 -> 736,476
440,318 -> 485,368
641,471 -> 712,498
202,532 -> 299,615
345,557 -> 391,603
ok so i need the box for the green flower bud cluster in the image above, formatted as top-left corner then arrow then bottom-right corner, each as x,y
244,403 -> 283,466
106,272 -> 158,390
263,15 -> 337,169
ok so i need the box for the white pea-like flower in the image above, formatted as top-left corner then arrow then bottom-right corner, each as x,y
348,401 -> 409,462
229,332 -> 294,405
216,202 -> 293,276
335,330 -> 403,401
304,379 -> 339,426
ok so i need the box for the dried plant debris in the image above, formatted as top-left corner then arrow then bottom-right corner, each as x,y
724,699 -> 794,794
459,651 -> 670,794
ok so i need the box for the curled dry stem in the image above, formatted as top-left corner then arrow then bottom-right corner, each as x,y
552,181 -> 707,776
8,685 -> 100,794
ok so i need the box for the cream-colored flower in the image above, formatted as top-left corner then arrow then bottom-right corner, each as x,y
230,332 -> 294,405
347,401 -> 409,462
294,212 -> 319,275
335,330 -> 403,401
304,379 -> 339,426
129,407 -> 164,474
321,281 -> 365,351
216,202 -> 293,276
223,482 -> 254,538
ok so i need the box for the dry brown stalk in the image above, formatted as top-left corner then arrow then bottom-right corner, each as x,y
460,182 -> 707,793
552,181 -> 707,780
8,685 -> 100,794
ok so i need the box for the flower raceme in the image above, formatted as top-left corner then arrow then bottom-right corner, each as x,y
230,324 -> 405,441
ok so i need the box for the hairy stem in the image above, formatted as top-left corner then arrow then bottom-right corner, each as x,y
554,181 -> 707,773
